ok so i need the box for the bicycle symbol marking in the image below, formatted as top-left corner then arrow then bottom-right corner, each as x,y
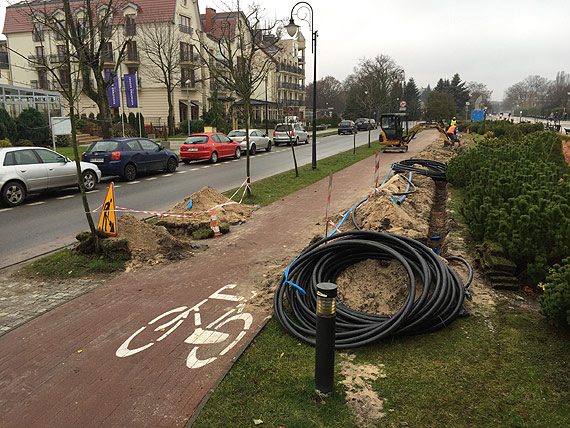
115,284 -> 254,369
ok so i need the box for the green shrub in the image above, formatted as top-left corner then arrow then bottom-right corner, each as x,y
192,228 -> 214,239
15,108 -> 50,146
112,123 -> 136,137
56,134 -> 71,147
178,119 -> 206,135
539,259 -> 570,329
0,108 -> 17,142
0,138 -> 11,147
447,131 -> 570,283
15,138 -> 33,147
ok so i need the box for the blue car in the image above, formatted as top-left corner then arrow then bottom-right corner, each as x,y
82,138 -> 178,181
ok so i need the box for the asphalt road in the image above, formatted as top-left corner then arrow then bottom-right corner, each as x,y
0,131 -> 378,268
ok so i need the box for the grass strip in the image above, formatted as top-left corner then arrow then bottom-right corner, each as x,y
224,143 -> 379,206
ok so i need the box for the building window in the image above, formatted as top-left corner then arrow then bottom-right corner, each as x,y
77,17 -> 87,37
57,45 -> 67,63
55,20 -> 65,40
180,42 -> 194,61
59,68 -> 70,89
181,67 -> 195,87
104,42 -> 114,62
38,70 -> 48,89
181,0 -> 187,5
33,22 -> 44,42
179,15 -> 191,33
125,14 -> 136,35
127,41 -> 138,61
35,46 -> 45,61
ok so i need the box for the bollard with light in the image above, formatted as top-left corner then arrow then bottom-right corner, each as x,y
285,1 -> 317,170
315,282 -> 337,396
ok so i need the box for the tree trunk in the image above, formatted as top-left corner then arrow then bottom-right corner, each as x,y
167,87 -> 175,137
243,100 -> 251,195
93,73 -> 113,139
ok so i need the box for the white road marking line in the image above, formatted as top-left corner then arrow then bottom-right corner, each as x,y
57,195 -> 75,200
127,181 -> 141,185
28,201 -> 46,206
90,189 -> 100,193
163,174 -> 173,177
113,185 -> 121,188
190,168 -> 199,171
177,170 -> 187,174
146,177 -> 158,181
202,165 -> 211,169
0,208 -> 13,213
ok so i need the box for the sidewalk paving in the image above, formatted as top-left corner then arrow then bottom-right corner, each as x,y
0,132 -> 438,428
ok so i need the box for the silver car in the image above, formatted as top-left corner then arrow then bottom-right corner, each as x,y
228,129 -> 272,155
273,123 -> 309,146
0,146 -> 101,207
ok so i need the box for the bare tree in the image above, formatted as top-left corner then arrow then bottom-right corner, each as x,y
59,0 -> 131,139
195,1 -> 281,193
14,3 -> 103,250
137,20 -> 196,136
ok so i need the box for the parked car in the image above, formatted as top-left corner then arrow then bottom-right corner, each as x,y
82,137 -> 178,181
228,129 -> 272,154
369,118 -> 377,129
356,118 -> 371,131
273,123 -> 309,146
338,120 -> 357,135
180,132 -> 241,164
0,146 -> 101,207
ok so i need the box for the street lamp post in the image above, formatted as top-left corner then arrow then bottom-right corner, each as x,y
285,1 -> 317,170
265,76 -> 269,136
185,79 -> 191,136
364,90 -> 371,148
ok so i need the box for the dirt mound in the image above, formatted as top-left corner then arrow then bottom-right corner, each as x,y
156,186 -> 254,237
116,213 -> 192,267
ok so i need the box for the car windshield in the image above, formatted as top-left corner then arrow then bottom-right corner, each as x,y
185,136 -> 209,144
228,131 -> 246,137
88,140 -> 120,152
275,124 -> 292,132
356,118 -> 367,123
340,121 -> 352,126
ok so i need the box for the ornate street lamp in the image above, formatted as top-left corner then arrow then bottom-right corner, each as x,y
285,2 -> 318,170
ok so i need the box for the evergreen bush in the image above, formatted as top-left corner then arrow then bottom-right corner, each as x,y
0,108 -> 17,142
539,259 -> 570,329
15,108 -> 50,146
0,138 -> 12,147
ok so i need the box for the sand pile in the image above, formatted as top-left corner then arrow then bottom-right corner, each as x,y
116,213 -> 192,266
156,186 -> 254,237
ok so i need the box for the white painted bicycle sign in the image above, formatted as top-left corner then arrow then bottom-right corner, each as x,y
116,284 -> 253,369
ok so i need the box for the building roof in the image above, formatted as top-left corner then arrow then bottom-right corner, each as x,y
3,0 -> 178,34
200,8 -> 241,39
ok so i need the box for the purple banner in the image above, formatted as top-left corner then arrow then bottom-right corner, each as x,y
124,74 -> 138,108
105,71 -> 120,108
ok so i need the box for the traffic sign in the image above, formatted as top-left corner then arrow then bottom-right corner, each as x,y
399,100 -> 407,108
98,182 -> 117,237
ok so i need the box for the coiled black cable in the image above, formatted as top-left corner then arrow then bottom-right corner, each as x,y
392,159 -> 447,181
274,230 -> 471,349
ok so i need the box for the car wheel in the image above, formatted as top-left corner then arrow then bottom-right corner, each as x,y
182,159 -> 191,165
234,147 -> 241,159
338,131 -> 341,135
294,137 -> 298,146
166,157 -> 177,173
82,170 -> 98,191
250,144 -> 256,155
2,181 -> 25,207
210,151 -> 219,163
124,163 -> 137,181
265,141 -> 272,152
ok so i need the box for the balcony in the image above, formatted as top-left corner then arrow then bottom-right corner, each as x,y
278,99 -> 305,107
30,80 -> 51,90
28,55 -> 48,67
276,62 -> 304,76
125,51 -> 139,62
179,25 -> 193,34
279,82 -> 305,92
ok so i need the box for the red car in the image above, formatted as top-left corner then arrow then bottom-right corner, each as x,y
180,133 -> 242,164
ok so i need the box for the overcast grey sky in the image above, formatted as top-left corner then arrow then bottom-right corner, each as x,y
2,0 -> 569,101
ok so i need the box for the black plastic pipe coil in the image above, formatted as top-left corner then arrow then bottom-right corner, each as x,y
274,230 -> 472,349
392,159 -> 447,181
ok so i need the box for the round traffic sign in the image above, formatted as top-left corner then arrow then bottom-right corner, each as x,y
399,100 -> 407,108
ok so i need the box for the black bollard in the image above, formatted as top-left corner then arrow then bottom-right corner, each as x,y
315,282 -> 337,396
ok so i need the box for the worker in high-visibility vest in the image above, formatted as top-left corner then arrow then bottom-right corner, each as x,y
446,124 -> 458,143
450,116 -> 457,126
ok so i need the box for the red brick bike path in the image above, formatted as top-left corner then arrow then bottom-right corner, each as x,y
0,133 -> 436,428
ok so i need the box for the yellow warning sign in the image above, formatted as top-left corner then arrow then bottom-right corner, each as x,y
97,182 -> 117,237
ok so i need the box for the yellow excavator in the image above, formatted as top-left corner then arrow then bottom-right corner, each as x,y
378,113 -> 455,152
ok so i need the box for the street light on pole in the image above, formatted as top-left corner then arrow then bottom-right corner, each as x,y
285,1 -> 317,170
185,79 -> 191,136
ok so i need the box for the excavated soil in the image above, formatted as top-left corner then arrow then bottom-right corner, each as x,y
155,186 -> 254,237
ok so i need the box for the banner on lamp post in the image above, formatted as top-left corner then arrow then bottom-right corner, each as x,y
124,74 -> 138,108
105,71 -> 120,108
